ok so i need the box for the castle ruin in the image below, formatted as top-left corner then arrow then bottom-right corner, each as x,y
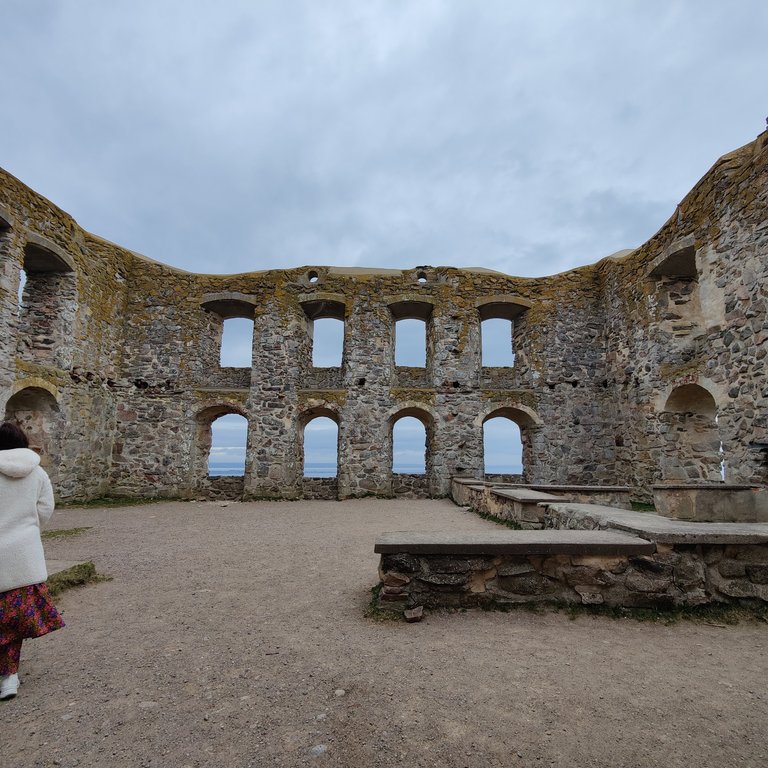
1,131 -> 767,503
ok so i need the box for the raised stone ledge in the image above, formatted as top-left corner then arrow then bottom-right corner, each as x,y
544,503 -> 768,545
374,530 -> 655,556
652,484 -> 768,523
491,488 -> 568,503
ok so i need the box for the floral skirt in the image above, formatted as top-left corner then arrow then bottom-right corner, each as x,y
0,583 -> 65,645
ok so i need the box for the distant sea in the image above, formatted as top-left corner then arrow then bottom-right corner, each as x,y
210,462 -> 522,477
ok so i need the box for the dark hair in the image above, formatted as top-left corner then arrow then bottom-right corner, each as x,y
0,421 -> 29,450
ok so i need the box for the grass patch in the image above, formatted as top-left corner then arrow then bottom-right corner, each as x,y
42,526 -> 91,540
364,583 -> 403,622
47,561 -> 111,597
469,507 -> 523,530
630,501 -> 656,512
60,495 -> 180,509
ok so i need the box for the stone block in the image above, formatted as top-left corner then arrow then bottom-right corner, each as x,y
673,558 -> 705,589
382,572 -> 411,587
416,572 -> 469,587
381,553 -> 420,573
745,564 -> 768,584
717,560 -> 747,578
625,570 -> 672,594
573,586 -> 604,605
495,573 -> 558,596
496,560 -> 535,577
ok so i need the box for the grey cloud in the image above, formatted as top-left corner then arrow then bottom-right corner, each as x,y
1,1 -> 765,279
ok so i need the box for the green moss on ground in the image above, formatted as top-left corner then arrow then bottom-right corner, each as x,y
47,562 -> 111,597
59,495 -> 181,509
42,527 -> 92,540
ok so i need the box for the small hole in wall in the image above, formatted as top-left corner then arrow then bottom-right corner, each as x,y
308,270 -> 319,284
357,378 -> 366,386
571,380 -> 578,388
416,272 -> 427,283
452,381 -> 460,388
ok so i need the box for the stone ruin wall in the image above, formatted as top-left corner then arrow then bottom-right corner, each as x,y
0,130 -> 766,502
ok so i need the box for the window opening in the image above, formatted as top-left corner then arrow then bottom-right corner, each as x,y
395,319 -> 426,367
312,318 -> 344,367
481,318 -> 514,366
220,318 -> 253,367
303,417 -> 338,477
208,413 -> 247,476
483,417 -> 522,474
392,416 -> 426,474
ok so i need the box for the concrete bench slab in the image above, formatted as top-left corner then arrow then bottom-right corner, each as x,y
491,488 -> 569,503
545,502 -> 768,545
374,530 -> 655,556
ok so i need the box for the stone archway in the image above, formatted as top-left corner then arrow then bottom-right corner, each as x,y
480,405 -> 542,482
659,383 -> 722,482
4,385 -> 64,486
194,404 -> 249,499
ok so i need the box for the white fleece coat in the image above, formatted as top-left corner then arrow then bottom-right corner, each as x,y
0,448 -> 55,592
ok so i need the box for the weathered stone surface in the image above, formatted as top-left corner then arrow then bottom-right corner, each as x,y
745,564 -> 768,584
2,129 -> 767,502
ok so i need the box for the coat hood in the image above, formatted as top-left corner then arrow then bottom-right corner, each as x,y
0,448 -> 42,478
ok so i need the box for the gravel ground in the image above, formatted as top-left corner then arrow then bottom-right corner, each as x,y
4,498 -> 767,768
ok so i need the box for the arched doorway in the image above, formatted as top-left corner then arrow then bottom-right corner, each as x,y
389,407 -> 435,497
300,408 -> 340,499
195,405 -> 248,498
482,406 -> 540,482
4,385 -> 63,486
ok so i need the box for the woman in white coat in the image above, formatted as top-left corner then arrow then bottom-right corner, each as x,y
0,421 -> 64,701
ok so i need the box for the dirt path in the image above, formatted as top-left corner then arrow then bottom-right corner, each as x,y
4,499 -> 767,767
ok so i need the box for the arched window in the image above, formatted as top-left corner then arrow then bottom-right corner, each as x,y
311,318 -> 344,367
301,298 -> 346,369
389,300 -> 433,369
220,318 -> 254,368
303,416 -> 338,477
477,297 -> 531,370
392,415 -> 427,474
483,416 -> 523,475
395,319 -> 426,367
208,413 -> 248,476
18,238 -> 77,368
481,318 -> 514,366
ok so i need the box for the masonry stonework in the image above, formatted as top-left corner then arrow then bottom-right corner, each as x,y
1,131 -> 767,502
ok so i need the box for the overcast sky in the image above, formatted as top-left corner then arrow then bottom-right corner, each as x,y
3,1 -> 765,278
3,2 -> 764,473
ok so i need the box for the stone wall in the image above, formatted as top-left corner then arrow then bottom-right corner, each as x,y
0,130 -> 767,501
377,542 -> 768,610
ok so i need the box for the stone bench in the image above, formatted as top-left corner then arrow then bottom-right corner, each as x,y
487,488 -> 571,528
450,477 -> 631,509
375,529 -> 667,610
375,507 -> 768,610
459,484 -> 570,526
